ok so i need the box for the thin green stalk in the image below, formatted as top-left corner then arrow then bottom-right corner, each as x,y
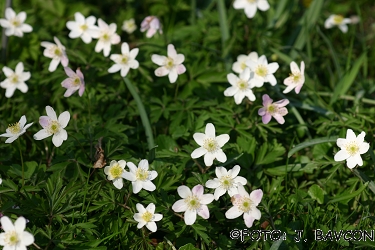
190,0 -> 196,25
123,78 -> 155,151
351,169 -> 375,195
17,140 -> 24,187
217,0 -> 230,71
317,91 -> 375,105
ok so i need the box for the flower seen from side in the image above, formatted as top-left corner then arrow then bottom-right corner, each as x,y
92,18 -> 120,57
224,68 -> 256,104
225,185 -> 263,228
104,160 -> 126,189
41,37 -> 69,72
334,129 -> 370,169
283,61 -> 305,94
108,42 -> 139,77
133,203 -> 163,232
140,16 -> 162,38
258,94 -> 289,124
191,123 -> 230,166
33,106 -> 70,147
122,159 -> 158,194
205,165 -> 247,200
0,7 -> 32,37
233,0 -> 270,19
66,12 -> 99,44
172,185 -> 214,225
61,67 -> 85,97
0,115 -> 33,143
0,62 -> 30,98
247,55 -> 279,87
0,216 -> 34,249
122,18 -> 137,34
324,14 -> 351,33
232,52 -> 258,74
151,44 -> 186,83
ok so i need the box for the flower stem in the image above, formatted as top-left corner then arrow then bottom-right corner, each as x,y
217,0 -> 231,71
351,168 -> 375,195
123,78 -> 155,151
17,140 -> 24,187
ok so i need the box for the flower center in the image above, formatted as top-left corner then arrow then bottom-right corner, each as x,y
165,58 -> 174,69
237,80 -> 248,91
8,122 -> 21,134
255,65 -> 268,77
121,55 -> 129,64
240,62 -> 247,70
233,195 -> 253,213
333,15 -> 344,24
54,47 -> 62,57
10,18 -> 21,27
73,77 -> 81,86
10,74 -> 19,84
266,104 -> 277,114
247,0 -> 256,3
142,211 -> 153,222
109,164 -> 123,178
48,121 -> 61,134
80,24 -> 88,31
5,231 -> 19,246
185,195 -> 201,211
290,73 -> 301,83
345,141 -> 359,156
203,138 -> 219,153
135,168 -> 149,181
220,175 -> 234,190
102,33 -> 110,42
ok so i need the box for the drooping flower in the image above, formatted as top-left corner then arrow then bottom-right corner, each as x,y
122,159 -> 158,194
140,16 -> 162,38
151,44 -> 186,83
191,123 -> 230,166
233,0 -> 270,19
232,52 -> 258,74
258,94 -> 289,124
108,42 -> 139,77
92,18 -> 120,57
122,18 -> 137,34
225,185 -> 263,228
133,203 -> 163,232
104,160 -> 126,189
283,61 -> 305,94
61,67 -> 85,97
247,55 -> 279,87
0,7 -> 32,37
41,37 -> 69,72
0,115 -> 33,143
324,14 -> 352,33
0,62 -> 30,98
0,216 -> 34,249
334,129 -> 370,169
66,12 -> 99,44
172,185 -> 214,225
206,165 -> 247,200
224,68 -> 256,104
33,106 -> 70,147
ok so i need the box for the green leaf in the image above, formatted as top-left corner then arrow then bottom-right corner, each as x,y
327,182 -> 369,204
308,184 -> 325,204
288,136 -> 339,158
179,243 -> 200,250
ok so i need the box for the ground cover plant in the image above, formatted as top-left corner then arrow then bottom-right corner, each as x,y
0,0 -> 375,249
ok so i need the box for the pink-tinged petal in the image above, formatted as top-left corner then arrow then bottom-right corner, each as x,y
347,154 -> 362,168
204,152 -> 216,166
290,61 -> 299,74
294,83 -> 304,94
216,134 -> 229,147
151,55 -> 166,66
215,150 -> 227,163
142,181 -> 156,191
244,4 -> 257,18
227,73 -> 239,86
346,129 -> 356,141
193,132 -> 206,146
230,165 -> 241,178
359,142 -> 369,154
64,88 -> 78,97
58,111 -> 70,128
184,209 -> 197,225
33,129 -> 51,140
225,206 -> 243,219
192,184 -> 204,197
176,64 -> 186,74
172,199 -> 188,212
334,150 -> 349,162
61,78 -> 74,88
39,116 -> 51,128
197,205 -> 210,219
191,147 -> 207,159
213,187 -> 226,200
146,28 -> 156,38
132,181 -> 143,193
272,114 -> 285,124
262,113 -> 272,124
177,185 -> 192,198
45,106 -> 57,120
257,0 -> 270,11
258,107 -> 266,116
262,94 -> 273,106
1,216 -> 15,231
243,213 -> 256,228
121,171 -> 136,181
174,54 -> 185,65
79,84 -> 85,97
155,67 -> 169,77
2,66 -> 14,77
168,68 -> 178,83
275,99 -> 289,107
205,179 -> 220,189
249,207 -> 261,220
224,86 -> 238,97
250,189 -> 263,205
64,67 -> 76,77
167,44 -> 177,58
205,123 -> 215,138
49,58 -> 60,72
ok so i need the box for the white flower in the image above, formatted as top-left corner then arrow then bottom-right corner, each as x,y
206,165 -> 247,200
232,52 -> 258,74
247,55 -> 279,87
224,68 -> 256,104
140,16 -> 162,38
61,67 -> 85,97
172,185 -> 214,225
0,178 -> 2,185
104,160 -> 126,189
0,115 -> 33,143
122,18 -> 137,34
66,12 -> 99,44
151,44 -> 186,84
0,62 -> 30,98
92,18 -> 120,57
283,61 -> 305,94
133,203 -> 163,232
41,37 -> 69,72
233,0 -> 270,19
108,42 -> 139,77
191,123 -> 230,167
33,106 -> 70,147
334,129 -> 370,169
0,7 -> 32,37
324,14 -> 351,33
0,216 -> 34,249
225,185 -> 263,228
122,159 -> 158,194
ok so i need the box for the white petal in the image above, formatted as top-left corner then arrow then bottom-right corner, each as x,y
215,150 -> 227,163
204,152 -> 216,166
172,199 -> 188,212
225,206 -> 243,219
177,185 -> 192,198
216,134 -> 229,147
151,55 -> 167,66
205,123 -> 215,138
33,129 -> 51,140
58,111 -> 70,128
197,205 -> 210,219
224,86 -> 238,97
249,189 -> 263,205
205,179 -> 220,189
191,147 -> 207,159
193,132 -> 206,146
184,209 -> 197,225
113,178 -> 123,189
334,150 -> 349,162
